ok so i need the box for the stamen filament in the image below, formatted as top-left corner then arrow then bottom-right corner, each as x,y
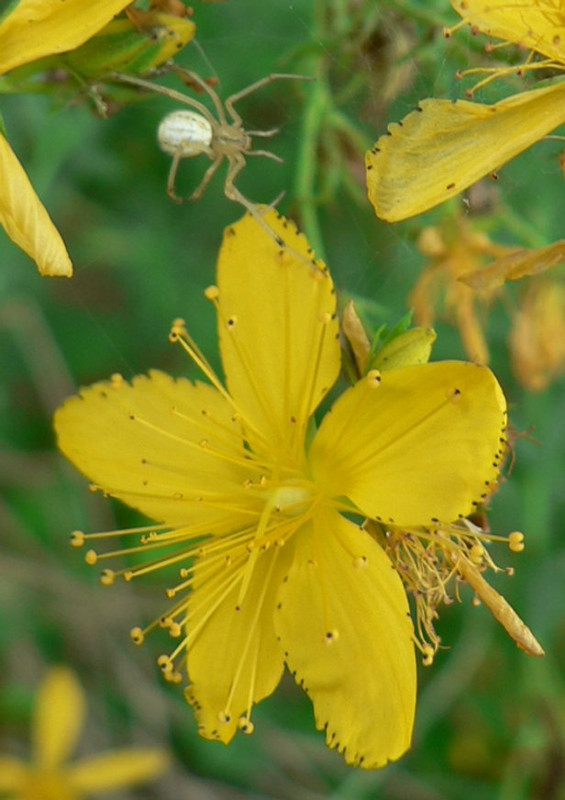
169,319 -> 228,400
171,405 -> 247,454
71,523 -> 168,546
126,411 -> 261,473
461,60 -> 564,95
295,311 -> 333,457
172,315 -> 271,452
185,558 -> 248,648
224,547 -> 279,717
212,300 -> 287,450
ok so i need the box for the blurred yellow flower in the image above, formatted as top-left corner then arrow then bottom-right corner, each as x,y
366,0 -> 565,221
411,223 -> 565,390
56,210 -> 513,769
509,276 -> 565,392
460,239 -> 565,291
0,667 -> 169,800
411,218 -> 514,365
0,0 -> 133,276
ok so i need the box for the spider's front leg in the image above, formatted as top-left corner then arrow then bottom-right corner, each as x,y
224,154 -> 286,247
246,128 -> 279,139
224,153 -> 324,275
247,149 -> 284,164
224,74 -> 312,127
223,153 -> 255,210
167,64 -> 227,125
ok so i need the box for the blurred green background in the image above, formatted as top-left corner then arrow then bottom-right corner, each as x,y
1,1 -> 564,797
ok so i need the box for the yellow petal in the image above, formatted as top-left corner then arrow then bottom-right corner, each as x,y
0,757 -> 26,790
366,82 -> 565,221
275,510 -> 415,768
0,134 -> 72,276
32,667 -> 85,769
18,772 -> 77,800
309,362 -> 506,527
216,211 -> 340,458
451,0 -> 565,63
54,371 -> 251,527
0,0 -> 133,75
461,240 -> 565,290
69,749 -> 169,792
186,545 -> 293,743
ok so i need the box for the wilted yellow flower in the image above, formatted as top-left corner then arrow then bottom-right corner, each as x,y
55,210 -> 530,769
460,239 -> 565,291
0,0 -> 133,276
410,218 -> 514,365
366,0 -> 565,221
509,276 -> 565,391
456,237 -> 565,390
0,667 -> 169,800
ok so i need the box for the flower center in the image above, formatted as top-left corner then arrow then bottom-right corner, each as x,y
269,483 -> 314,517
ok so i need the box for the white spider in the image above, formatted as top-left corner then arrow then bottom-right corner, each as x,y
115,67 -> 309,241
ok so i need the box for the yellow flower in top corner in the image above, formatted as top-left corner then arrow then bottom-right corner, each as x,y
0,667 -> 169,800
366,0 -> 565,221
0,0 -> 134,276
55,210 -> 517,769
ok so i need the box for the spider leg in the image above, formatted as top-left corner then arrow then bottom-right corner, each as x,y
223,153 -> 252,206
225,74 -> 311,126
167,65 -> 228,125
167,151 -> 184,204
246,128 -> 279,138
167,151 -> 223,203
269,189 -> 286,208
223,154 -> 285,244
186,156 -> 224,202
112,72 -> 217,128
224,155 -> 323,274
246,150 -> 284,164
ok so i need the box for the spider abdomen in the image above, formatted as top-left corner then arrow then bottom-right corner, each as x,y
158,110 -> 213,158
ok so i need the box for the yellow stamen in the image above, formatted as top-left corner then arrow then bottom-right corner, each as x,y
382,517 -> 531,662
223,548 -> 279,723
508,531 -> 525,552
293,310 -> 335,457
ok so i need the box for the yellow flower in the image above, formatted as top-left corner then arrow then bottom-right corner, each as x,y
460,239 -> 565,291
457,237 -> 565,389
55,210 -> 511,769
366,0 -> 565,221
509,275 -> 565,391
410,218 -> 515,365
0,0 -> 133,276
0,667 -> 169,800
